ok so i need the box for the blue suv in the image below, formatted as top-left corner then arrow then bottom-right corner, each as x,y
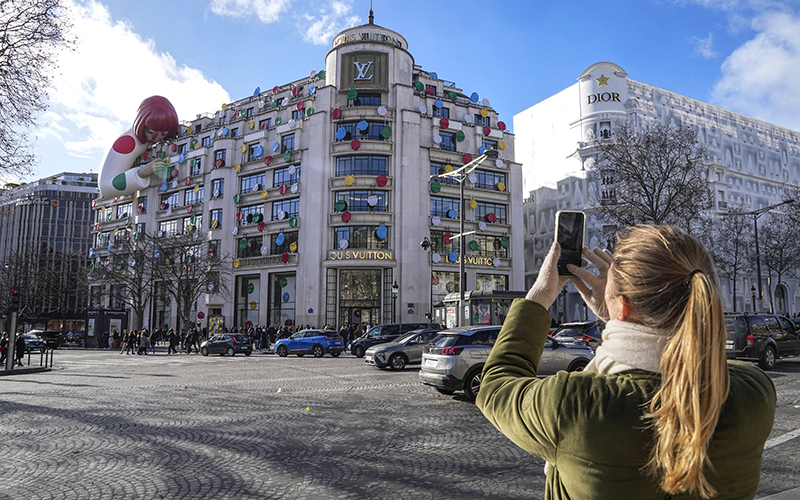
275,329 -> 345,358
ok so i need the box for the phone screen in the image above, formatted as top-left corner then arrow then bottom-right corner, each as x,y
556,211 -> 585,275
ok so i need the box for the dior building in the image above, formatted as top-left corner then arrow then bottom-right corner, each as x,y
516,61 -> 800,317
90,15 -> 523,331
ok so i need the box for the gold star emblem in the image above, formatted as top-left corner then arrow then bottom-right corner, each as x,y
596,74 -> 610,87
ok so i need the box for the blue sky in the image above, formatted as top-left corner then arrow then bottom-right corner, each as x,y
24,0 -> 800,183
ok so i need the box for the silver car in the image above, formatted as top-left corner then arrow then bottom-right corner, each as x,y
419,326 -> 594,402
364,328 -> 441,370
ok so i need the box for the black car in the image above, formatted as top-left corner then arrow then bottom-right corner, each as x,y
350,322 -> 439,358
552,320 -> 605,349
200,334 -> 253,357
725,313 -> 800,369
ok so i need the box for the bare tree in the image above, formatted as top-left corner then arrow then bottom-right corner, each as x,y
150,230 -> 231,333
0,0 -> 73,174
759,214 -> 800,314
588,121 -> 711,233
707,206 -> 752,312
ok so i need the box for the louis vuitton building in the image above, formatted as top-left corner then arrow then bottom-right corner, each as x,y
90,15 -> 523,331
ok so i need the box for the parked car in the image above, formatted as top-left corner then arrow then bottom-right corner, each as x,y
552,320 -> 605,348
350,322 -> 439,358
23,333 -> 45,352
419,326 -> 594,402
200,334 -> 253,357
364,328 -> 442,370
275,329 -> 345,358
725,313 -> 800,369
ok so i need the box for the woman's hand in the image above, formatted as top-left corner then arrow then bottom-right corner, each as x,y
525,242 -> 571,309
568,247 -> 613,321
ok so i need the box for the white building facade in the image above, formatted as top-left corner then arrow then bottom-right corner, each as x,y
90,19 -> 523,332
516,61 -> 800,318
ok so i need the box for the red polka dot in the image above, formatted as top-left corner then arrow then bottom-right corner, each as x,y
112,135 -> 136,155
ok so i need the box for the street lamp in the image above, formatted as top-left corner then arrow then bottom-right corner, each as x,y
730,199 -> 795,309
436,148 -> 498,326
391,280 -> 399,323
561,285 -> 568,323
420,237 -> 433,322
751,285 -> 757,313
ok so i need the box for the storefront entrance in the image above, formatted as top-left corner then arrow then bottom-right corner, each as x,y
338,269 -> 381,328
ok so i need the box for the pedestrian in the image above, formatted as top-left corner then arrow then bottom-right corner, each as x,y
477,225 -> 777,499
167,328 -> 179,354
0,331 -> 8,365
138,329 -> 149,355
101,330 -> 109,350
148,329 -> 157,354
113,329 -> 121,349
15,331 -> 26,367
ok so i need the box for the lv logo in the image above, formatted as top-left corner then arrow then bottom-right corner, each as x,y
354,61 -> 374,81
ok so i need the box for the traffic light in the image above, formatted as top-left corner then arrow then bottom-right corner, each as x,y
9,288 -> 20,312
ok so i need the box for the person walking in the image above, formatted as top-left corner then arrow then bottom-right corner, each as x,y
15,331 -> 26,367
477,225 -> 776,499
0,331 -> 8,365
167,328 -> 178,355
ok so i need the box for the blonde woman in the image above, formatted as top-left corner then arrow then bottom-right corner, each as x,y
477,225 -> 776,499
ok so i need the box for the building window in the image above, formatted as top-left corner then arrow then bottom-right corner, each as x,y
273,165 -> 301,187
160,192 -> 180,209
177,143 -> 188,155
439,131 -> 456,152
195,124 -> 202,133
334,226 -> 388,249
259,118 -> 271,130
335,155 -> 389,177
473,170 -> 507,191
281,133 -> 295,153
158,219 -> 179,236
430,196 -> 460,218
184,215 -> 203,232
292,110 -> 304,120
210,209 -> 222,229
135,222 -> 146,234
116,202 -> 132,219
272,198 -> 299,220
184,186 -> 204,206
473,235 -> 508,258
137,196 -> 148,214
476,274 -> 508,292
271,231 -> 298,255
248,143 -> 262,162
190,158 -> 202,176
246,107 -> 254,118
348,92 -> 381,107
482,138 -> 498,150
237,235 -> 263,258
335,190 -> 388,213
214,149 -> 226,168
211,178 -> 224,198
425,84 -> 437,95
219,116 -> 227,126
432,106 -> 449,118
475,201 -> 507,224
239,204 -> 264,226
209,239 -> 221,258
334,122 -> 387,142
201,136 -> 212,148
231,128 -> 239,138
430,162 -> 459,186
475,114 -> 490,128
241,173 -> 266,194
430,230 -> 459,254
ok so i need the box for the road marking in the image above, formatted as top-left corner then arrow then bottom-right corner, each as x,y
764,428 -> 800,449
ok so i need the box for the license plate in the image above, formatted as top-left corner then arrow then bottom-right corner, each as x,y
725,341 -> 734,351
424,358 -> 438,368
365,354 -> 373,362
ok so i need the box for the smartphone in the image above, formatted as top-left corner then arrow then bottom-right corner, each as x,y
555,210 -> 585,275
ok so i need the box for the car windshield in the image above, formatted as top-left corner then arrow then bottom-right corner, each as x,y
395,331 -> 423,344
432,334 -> 462,348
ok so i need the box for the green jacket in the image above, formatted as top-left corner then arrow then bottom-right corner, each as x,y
477,299 -> 776,500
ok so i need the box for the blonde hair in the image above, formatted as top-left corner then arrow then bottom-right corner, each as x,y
611,225 -> 730,498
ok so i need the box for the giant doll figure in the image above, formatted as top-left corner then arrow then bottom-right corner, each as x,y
98,96 -> 179,198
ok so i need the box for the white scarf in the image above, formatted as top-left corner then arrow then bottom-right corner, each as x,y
584,320 -> 668,374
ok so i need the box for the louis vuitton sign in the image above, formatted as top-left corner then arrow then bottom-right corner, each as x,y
341,52 -> 388,90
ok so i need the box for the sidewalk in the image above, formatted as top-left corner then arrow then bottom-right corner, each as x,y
758,487 -> 800,499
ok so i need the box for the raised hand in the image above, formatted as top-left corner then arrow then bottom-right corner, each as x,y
568,247 -> 613,321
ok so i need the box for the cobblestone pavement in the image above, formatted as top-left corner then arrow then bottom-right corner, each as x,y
1,349 -> 799,500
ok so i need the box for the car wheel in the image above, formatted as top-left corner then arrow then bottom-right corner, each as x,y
759,345 -> 776,370
226,347 -> 235,357
463,369 -> 482,402
201,347 -> 209,356
389,354 -> 407,371
244,351 -> 252,357
276,345 -> 288,357
330,351 -> 341,357
353,345 -> 365,358
297,354 -> 305,357
312,345 -> 324,358
435,387 -> 456,395
568,359 -> 589,372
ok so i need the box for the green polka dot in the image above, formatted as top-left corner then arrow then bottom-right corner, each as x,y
112,173 -> 127,191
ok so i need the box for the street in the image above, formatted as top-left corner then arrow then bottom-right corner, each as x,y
1,349 -> 799,500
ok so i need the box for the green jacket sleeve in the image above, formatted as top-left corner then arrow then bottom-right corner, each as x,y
476,298 -> 566,464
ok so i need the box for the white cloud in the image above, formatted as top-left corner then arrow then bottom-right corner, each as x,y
692,33 -> 719,58
46,0 -> 230,161
300,1 -> 361,46
208,0 -> 291,23
711,11 -> 800,131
